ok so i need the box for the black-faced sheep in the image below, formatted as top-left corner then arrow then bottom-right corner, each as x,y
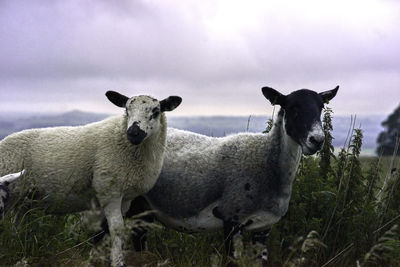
127,86 -> 338,264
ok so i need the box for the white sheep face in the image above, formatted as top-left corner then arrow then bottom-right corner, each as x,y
125,95 -> 163,145
106,91 -> 182,145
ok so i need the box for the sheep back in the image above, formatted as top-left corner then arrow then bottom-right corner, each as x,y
0,114 -> 167,212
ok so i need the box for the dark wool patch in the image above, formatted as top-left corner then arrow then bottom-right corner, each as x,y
245,183 -> 251,191
244,219 -> 253,227
212,207 -> 224,220
0,184 -> 10,200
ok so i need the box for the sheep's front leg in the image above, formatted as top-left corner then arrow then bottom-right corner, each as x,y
125,196 -> 154,252
212,206 -> 241,265
103,197 -> 126,267
223,220 -> 241,258
222,220 -> 243,267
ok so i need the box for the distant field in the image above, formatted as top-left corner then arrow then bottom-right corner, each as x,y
360,155 -> 400,175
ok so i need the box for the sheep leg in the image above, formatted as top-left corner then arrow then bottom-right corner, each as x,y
223,220 -> 242,259
251,228 -> 271,266
121,199 -> 149,251
212,206 -> 241,264
103,197 -> 126,267
125,196 -> 154,251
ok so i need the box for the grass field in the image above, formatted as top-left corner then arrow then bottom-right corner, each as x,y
1,155 -> 399,267
1,111 -> 399,266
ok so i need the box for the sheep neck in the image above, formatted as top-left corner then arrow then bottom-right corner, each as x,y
117,113 -> 167,196
262,108 -> 302,196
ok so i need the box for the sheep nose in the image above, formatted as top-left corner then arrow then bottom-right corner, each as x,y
309,135 -> 324,149
127,124 -> 147,145
128,124 -> 140,136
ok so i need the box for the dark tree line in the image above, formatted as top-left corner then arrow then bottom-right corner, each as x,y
377,104 -> 400,156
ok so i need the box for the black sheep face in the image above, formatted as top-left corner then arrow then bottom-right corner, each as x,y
262,86 -> 339,155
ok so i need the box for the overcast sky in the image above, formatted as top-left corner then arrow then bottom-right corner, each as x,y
0,0 -> 399,116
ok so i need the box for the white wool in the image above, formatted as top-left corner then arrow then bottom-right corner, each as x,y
0,114 -> 167,207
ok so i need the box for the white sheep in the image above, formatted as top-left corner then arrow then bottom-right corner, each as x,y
0,91 -> 182,267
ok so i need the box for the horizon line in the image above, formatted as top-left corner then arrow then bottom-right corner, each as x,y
0,108 -> 388,118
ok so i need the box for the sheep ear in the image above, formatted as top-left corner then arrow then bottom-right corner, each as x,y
262,86 -> 286,106
160,96 -> 182,112
106,91 -> 129,108
319,86 -> 339,104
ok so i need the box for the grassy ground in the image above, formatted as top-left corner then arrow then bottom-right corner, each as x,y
0,208 -> 228,266
0,147 -> 399,267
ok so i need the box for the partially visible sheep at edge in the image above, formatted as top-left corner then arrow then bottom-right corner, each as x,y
0,90 -> 182,267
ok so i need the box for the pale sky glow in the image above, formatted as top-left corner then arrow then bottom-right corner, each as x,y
0,0 -> 399,116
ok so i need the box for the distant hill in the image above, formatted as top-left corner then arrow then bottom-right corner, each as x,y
0,110 -> 109,140
0,110 -> 384,155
